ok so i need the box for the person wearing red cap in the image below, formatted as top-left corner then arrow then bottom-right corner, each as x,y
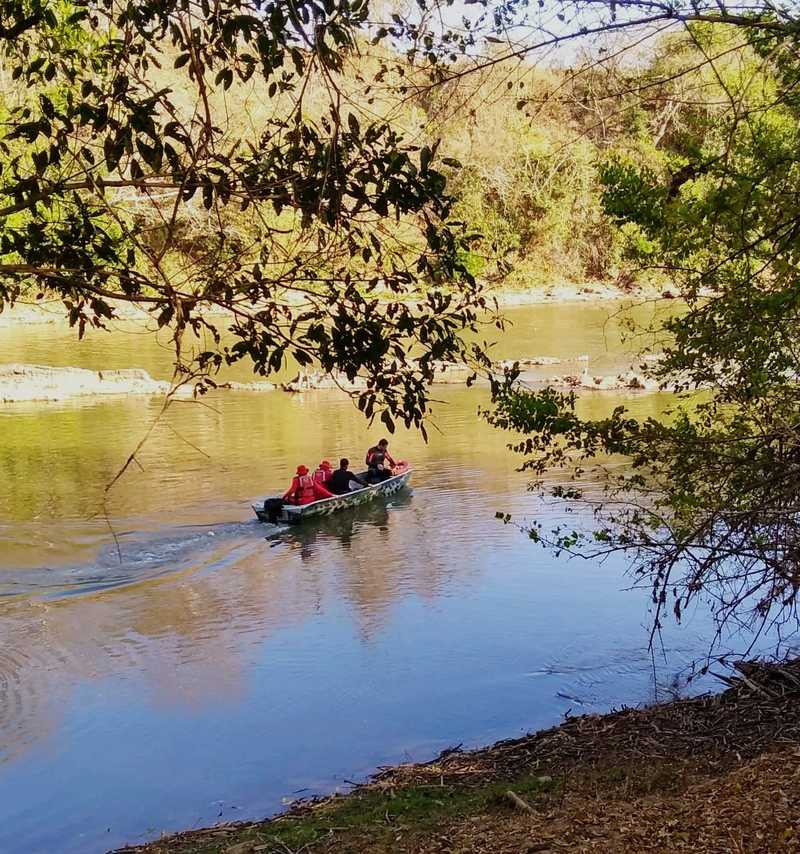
313,460 -> 333,486
283,464 -> 334,505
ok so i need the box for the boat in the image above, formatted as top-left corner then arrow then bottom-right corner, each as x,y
253,467 -> 413,525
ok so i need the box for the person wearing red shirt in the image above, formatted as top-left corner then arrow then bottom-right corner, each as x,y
313,460 -> 333,485
283,465 -> 334,505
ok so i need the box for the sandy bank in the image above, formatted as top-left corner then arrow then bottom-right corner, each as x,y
115,657 -> 800,854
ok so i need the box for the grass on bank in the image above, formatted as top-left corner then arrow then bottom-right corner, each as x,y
218,775 -> 557,854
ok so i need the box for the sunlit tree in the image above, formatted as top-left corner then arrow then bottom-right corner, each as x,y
0,0 -> 497,433
462,2 -> 800,652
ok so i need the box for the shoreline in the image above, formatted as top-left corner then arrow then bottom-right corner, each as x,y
0,281 -> 670,328
0,282 -> 668,402
0,359 -> 661,403
116,658 -> 800,854
488,280 -> 670,307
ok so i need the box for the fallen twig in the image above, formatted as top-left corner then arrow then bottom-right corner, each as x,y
505,790 -> 536,814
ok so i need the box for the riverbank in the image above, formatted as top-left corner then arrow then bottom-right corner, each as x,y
0,283 -> 670,401
490,279 -> 670,307
0,280 -> 670,329
117,659 -> 800,854
0,360 -> 661,402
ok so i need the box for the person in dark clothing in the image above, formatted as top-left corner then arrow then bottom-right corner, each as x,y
365,438 -> 396,469
366,453 -> 390,482
327,458 -> 368,495
365,438 -> 395,482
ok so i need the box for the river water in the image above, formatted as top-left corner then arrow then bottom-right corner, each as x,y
0,301 -> 718,853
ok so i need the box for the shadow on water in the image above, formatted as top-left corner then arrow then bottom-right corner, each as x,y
273,489 -> 414,562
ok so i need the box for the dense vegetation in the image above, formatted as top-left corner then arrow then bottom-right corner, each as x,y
1,2 -> 764,340
0,3 -> 681,311
0,0 -> 499,435
484,3 -> 800,652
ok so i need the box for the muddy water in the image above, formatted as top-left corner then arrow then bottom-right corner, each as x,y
0,302 -> 712,854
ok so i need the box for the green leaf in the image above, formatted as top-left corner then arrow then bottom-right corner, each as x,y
420,146 -> 432,172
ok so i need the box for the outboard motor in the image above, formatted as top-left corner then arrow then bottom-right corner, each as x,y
263,498 -> 284,524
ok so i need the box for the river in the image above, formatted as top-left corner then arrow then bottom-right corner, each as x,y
0,301 -> 716,853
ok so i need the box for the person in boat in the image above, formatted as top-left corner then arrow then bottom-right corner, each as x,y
365,438 -> 396,483
327,458 -> 368,495
283,464 -> 334,505
366,438 -> 396,469
313,460 -> 333,485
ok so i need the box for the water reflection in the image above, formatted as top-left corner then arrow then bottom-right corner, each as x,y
0,489 -> 442,768
0,304 -> 709,854
281,491 -> 412,559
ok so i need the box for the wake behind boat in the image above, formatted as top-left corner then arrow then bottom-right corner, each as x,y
253,466 -> 413,525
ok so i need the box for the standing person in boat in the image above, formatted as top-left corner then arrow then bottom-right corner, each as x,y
313,460 -> 333,486
328,458 -> 368,495
283,465 -> 334,505
365,438 -> 395,483
366,438 -> 396,469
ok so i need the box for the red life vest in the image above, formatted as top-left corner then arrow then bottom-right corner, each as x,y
292,473 -> 316,505
313,467 -> 330,485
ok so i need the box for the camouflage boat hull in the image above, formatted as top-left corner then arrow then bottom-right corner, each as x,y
253,468 -> 413,525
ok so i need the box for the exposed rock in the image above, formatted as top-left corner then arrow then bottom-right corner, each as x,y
282,363 -> 483,391
541,370 -> 660,392
626,375 -> 646,390
497,356 -> 562,369
431,361 -> 475,384
585,374 -> 620,390
216,380 -> 276,392
281,371 -> 367,392
578,371 -> 661,391
0,357 -> 665,404
0,305 -> 61,326
0,364 -> 170,402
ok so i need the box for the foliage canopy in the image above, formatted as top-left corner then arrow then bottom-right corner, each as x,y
481,3 -> 800,651
0,0 -> 501,431
7,0 -> 800,649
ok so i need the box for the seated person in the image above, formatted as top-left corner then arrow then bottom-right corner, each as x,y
313,460 -> 333,485
283,464 -> 334,505
327,458 -> 367,495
